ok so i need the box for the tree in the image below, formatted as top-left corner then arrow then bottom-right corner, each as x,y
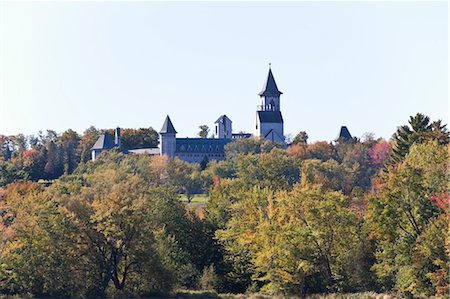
78,126 -> 100,163
368,139 -> 391,168
0,182 -> 88,297
0,160 -> 27,187
59,129 -> 80,175
120,127 -> 159,150
292,131 -> 308,145
216,185 -> 370,295
235,148 -> 300,191
44,141 -> 63,180
391,113 -> 449,162
301,159 -> 349,193
0,173 -> 191,297
198,125 -> 210,138
286,143 -> 310,161
199,264 -> 219,291
225,137 -> 282,160
367,141 -> 448,297
308,141 -> 334,161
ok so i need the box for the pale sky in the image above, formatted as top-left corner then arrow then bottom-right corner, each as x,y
0,1 -> 448,142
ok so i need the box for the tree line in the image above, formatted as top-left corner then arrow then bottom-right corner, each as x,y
0,127 -> 159,184
0,113 -> 448,298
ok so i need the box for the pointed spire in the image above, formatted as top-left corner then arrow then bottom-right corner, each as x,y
160,115 -> 177,134
258,67 -> 283,97
335,126 -> 352,141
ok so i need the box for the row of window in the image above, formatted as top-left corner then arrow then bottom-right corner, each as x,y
178,145 -> 222,152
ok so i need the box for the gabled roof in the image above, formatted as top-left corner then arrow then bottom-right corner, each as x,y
335,126 -> 352,141
160,115 -> 177,134
91,133 -> 115,150
264,129 -> 284,143
215,115 -> 232,124
257,111 -> 284,123
258,68 -> 283,97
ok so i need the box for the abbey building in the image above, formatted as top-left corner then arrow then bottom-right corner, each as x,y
91,67 -> 286,162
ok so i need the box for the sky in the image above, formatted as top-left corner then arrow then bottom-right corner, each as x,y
0,1 -> 448,142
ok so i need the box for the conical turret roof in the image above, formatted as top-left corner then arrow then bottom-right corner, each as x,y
160,115 -> 177,134
335,126 -> 352,141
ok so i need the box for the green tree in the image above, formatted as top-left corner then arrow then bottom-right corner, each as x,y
58,129 -> 80,175
120,127 -> 159,150
225,137 -> 282,160
392,113 -> 449,162
198,125 -> 210,138
292,131 -> 309,145
235,149 -> 300,191
78,126 -> 100,163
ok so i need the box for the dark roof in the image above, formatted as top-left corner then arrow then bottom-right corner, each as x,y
264,129 -> 284,142
336,126 -> 352,140
258,68 -> 283,97
125,148 -> 160,155
91,133 -> 115,150
214,115 -> 232,124
175,138 -> 232,154
160,115 -> 177,134
257,111 -> 284,123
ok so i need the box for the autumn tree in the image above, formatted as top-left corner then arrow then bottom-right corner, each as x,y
216,185 -> 371,295
235,148 -> 300,191
367,141 -> 449,297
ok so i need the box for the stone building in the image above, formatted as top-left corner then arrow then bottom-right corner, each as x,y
91,67 -> 288,162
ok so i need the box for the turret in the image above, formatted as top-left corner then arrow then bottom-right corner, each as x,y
159,115 -> 177,157
214,115 -> 232,139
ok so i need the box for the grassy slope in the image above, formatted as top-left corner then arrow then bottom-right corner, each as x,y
180,194 -> 209,219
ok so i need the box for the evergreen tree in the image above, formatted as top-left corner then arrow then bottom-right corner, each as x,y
392,113 -> 449,162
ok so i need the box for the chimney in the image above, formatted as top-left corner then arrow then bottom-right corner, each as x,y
115,127 -> 121,147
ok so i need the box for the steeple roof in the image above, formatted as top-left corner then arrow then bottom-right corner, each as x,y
335,126 -> 353,141
214,114 -> 232,124
91,133 -> 115,150
258,68 -> 283,97
160,115 -> 177,134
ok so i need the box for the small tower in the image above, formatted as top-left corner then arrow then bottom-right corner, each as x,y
160,115 -> 177,157
256,66 -> 285,144
114,127 -> 121,147
214,115 -> 232,139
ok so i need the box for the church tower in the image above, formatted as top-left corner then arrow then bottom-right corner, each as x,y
160,115 -> 177,157
255,67 -> 285,143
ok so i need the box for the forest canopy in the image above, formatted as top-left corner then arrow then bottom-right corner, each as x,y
0,113 -> 448,298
